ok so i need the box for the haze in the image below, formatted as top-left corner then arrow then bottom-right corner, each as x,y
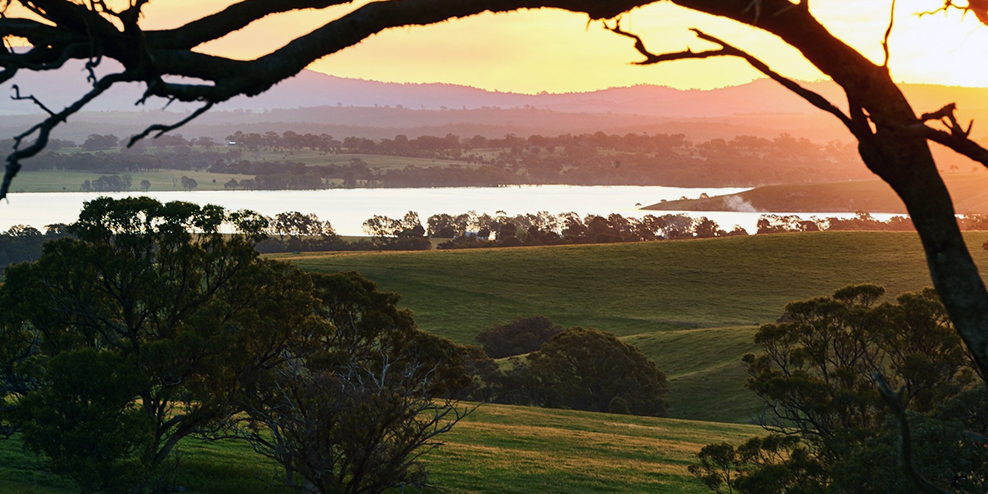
127,0 -> 988,93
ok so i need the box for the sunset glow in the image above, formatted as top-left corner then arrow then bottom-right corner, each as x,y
127,0 -> 988,93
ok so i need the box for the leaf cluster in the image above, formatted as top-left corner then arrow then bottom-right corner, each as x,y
499,327 -> 668,416
693,284 -> 984,493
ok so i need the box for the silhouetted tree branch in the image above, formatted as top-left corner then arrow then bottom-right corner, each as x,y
605,22 -> 854,132
910,104 -> 988,167
919,1 -> 988,26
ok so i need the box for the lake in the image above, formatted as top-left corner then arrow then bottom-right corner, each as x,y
0,185 -> 900,236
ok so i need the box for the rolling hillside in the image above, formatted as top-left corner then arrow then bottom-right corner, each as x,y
284,231 -> 988,423
0,404 -> 761,494
4,232 -> 984,493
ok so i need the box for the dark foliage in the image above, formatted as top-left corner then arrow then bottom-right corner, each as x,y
0,224 -> 70,269
475,315 -> 564,359
692,284 -> 985,493
500,327 -> 668,416
235,271 -> 471,494
0,198 -> 325,492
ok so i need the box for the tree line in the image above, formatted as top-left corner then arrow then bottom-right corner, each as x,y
10,209 -> 988,270
20,129 -> 873,190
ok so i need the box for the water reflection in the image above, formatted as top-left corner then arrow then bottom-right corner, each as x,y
0,185 -> 900,236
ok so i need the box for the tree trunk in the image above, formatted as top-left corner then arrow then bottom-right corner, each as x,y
672,0 -> 988,377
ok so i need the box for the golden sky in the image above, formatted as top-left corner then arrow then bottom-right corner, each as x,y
71,0 -> 988,93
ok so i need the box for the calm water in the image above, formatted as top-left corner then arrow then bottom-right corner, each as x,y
0,185 -> 899,236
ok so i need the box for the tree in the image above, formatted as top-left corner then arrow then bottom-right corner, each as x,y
139,179 -> 151,192
475,315 -> 564,358
745,285 -> 974,440
81,134 -> 119,151
362,212 -> 430,250
427,213 -> 469,238
16,349 -> 155,493
180,175 -> 198,191
515,327 -> 668,416
688,435 -> 826,494
692,285 -> 986,493
0,197 -> 325,491
239,358 -> 467,494
270,211 -> 337,252
233,271 -> 471,494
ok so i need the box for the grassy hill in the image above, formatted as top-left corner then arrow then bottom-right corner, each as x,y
0,403 -> 761,494
287,232 -> 966,341
5,232 -> 983,493
284,231 -> 988,422
646,172 -> 988,214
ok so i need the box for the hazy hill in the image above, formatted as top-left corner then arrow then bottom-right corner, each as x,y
2,62 -> 985,147
5,62 -> 985,117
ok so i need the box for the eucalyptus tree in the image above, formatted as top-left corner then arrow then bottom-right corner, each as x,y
0,197 -> 328,490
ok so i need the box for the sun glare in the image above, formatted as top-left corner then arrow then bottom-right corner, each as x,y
160,0 -> 988,93
9,0 -> 988,92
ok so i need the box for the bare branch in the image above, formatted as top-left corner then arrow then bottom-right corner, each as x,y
914,126 -> 988,167
10,84 -> 55,116
126,102 -> 215,148
606,20 -> 733,64
607,24 -> 854,132
917,1 -> 988,26
874,373 -> 956,494
921,103 -> 960,123
882,0 -> 896,68
2,71 -> 132,202
906,103 -> 988,168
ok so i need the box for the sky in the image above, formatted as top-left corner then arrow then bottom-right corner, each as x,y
30,1 -> 988,93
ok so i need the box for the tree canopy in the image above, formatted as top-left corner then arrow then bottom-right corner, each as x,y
690,285 -> 987,493
0,197 -> 469,493
506,327 -> 669,416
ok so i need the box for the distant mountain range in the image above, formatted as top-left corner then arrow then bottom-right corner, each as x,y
1,61 -> 985,147
4,61 -> 987,117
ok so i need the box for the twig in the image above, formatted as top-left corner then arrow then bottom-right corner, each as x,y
917,0 -> 988,25
10,84 -> 55,116
909,103 -> 988,168
2,71 -> 131,201
606,23 -> 854,133
743,0 -> 762,23
883,0 -> 897,68
127,102 -> 214,147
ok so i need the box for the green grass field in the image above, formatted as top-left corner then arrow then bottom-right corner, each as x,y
284,231 -> 988,422
0,403 -> 761,494
287,232 -> 966,341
